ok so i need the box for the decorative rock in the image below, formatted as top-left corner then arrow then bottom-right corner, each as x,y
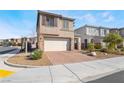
91,52 -> 97,56
104,53 -> 108,56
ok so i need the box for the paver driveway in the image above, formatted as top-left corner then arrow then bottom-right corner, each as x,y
46,51 -> 96,65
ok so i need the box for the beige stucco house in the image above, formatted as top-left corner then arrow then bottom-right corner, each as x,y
37,11 -> 81,51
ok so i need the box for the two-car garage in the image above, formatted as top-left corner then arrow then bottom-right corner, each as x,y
44,38 -> 70,51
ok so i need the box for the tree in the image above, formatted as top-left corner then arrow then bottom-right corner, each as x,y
103,33 -> 123,50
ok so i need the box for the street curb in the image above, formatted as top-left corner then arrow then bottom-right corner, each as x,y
3,48 -> 51,68
4,60 -> 124,83
4,60 -> 50,68
4,56 -> 124,68
4,54 -> 124,82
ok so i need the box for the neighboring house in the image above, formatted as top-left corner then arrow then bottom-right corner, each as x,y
0,39 -> 4,46
10,38 -> 22,46
27,37 -> 37,49
75,25 -> 110,49
2,38 -> 22,46
119,28 -> 124,37
110,28 -> 120,34
37,11 -> 81,51
119,28 -> 124,47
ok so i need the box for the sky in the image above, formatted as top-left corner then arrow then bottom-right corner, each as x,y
1,10 -> 124,39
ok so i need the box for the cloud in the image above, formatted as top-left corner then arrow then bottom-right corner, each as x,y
101,12 -> 115,22
102,12 -> 110,18
82,13 -> 96,23
104,15 -> 114,22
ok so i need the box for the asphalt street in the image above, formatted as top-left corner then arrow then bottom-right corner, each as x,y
88,70 -> 124,83
0,46 -> 17,54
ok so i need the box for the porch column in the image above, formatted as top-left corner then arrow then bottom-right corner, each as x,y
78,37 -> 81,50
71,38 -> 74,51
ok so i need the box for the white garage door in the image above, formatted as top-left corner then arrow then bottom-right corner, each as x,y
44,38 -> 70,51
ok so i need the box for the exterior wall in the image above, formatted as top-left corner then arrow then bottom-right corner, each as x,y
110,29 -> 120,34
37,12 -> 74,51
75,25 -> 110,49
120,29 -> 124,37
74,37 -> 81,50
119,29 -> 124,47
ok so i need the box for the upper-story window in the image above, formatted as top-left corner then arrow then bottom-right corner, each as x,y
100,29 -> 105,36
106,29 -> 109,35
100,29 -> 109,36
42,15 -> 57,27
63,20 -> 69,29
46,17 -> 54,26
86,27 -> 99,36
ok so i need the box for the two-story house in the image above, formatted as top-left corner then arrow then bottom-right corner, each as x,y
37,11 -> 81,51
75,25 -> 110,49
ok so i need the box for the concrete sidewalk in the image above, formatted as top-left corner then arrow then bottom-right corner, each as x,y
1,56 -> 124,83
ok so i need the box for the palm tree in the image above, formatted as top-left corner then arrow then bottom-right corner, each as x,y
103,33 -> 123,50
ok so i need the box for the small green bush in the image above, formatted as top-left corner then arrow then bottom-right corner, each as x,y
94,44 -> 102,49
88,43 -> 95,52
31,49 -> 43,60
107,50 -> 124,55
121,47 -> 124,51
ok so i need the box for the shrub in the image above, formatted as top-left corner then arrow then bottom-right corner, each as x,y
100,48 -> 108,52
30,49 -> 43,60
94,44 -> 102,49
121,47 -> 124,51
107,50 -> 124,55
88,43 -> 95,52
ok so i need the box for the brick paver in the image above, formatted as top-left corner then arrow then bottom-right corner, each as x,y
46,51 -> 96,65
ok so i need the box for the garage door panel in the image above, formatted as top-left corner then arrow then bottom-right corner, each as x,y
44,38 -> 70,51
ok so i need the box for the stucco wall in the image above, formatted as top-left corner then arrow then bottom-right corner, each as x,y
37,14 -> 74,51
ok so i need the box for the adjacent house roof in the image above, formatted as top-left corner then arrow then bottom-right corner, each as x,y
75,24 -> 111,31
84,25 -> 110,29
119,27 -> 124,30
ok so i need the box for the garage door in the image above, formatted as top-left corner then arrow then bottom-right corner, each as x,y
44,38 -> 70,51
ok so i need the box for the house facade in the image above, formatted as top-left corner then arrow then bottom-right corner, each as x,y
75,25 -> 110,49
119,28 -> 124,37
37,11 -> 81,51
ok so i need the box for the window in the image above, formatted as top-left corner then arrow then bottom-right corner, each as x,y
86,27 -> 99,36
46,17 -> 54,26
100,29 -> 105,36
63,20 -> 69,29
42,15 -> 57,27
106,29 -> 109,35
